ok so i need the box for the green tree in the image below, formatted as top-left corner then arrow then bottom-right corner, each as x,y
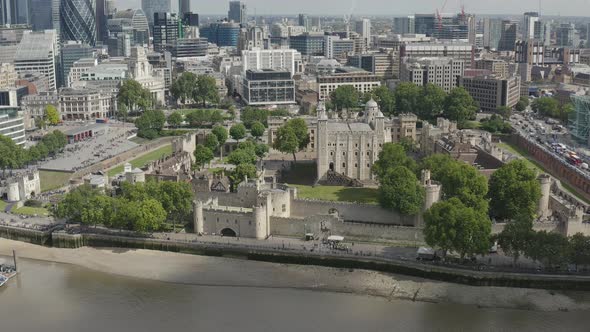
193,144 -> 213,169
55,184 -> 102,223
372,143 -> 417,180
0,135 -> 24,171
330,85 -> 359,111
167,112 -> 183,128
118,79 -> 152,112
204,133 -> 219,152
424,198 -> 492,259
515,96 -> 529,112
497,213 -> 534,265
525,231 -> 569,268
394,82 -> 421,115
193,75 -> 220,107
569,233 -> 590,270
255,143 -> 269,159
558,103 -> 574,122
443,87 -> 478,125
273,118 -> 309,163
135,109 -> 166,139
250,121 -> 265,140
212,125 -> 228,158
227,147 -> 257,166
371,85 -> 396,115
497,106 -> 512,119
416,83 -> 446,120
185,109 -> 224,127
132,198 -> 167,233
241,108 -> 270,128
480,114 -> 512,134
170,72 -> 197,105
531,97 -> 559,118
378,166 -> 425,215
155,181 -> 193,232
488,160 -> 541,221
230,123 -> 247,141
44,105 -> 60,125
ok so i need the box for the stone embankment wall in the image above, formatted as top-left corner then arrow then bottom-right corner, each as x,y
0,224 -> 52,245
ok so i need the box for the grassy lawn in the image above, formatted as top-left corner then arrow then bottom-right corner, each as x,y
292,185 -> 379,204
0,200 -> 7,212
108,144 -> 174,177
40,170 -> 72,192
11,205 -> 50,217
129,136 -> 150,145
498,141 -> 590,204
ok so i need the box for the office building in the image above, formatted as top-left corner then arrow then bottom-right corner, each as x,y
0,25 -> 32,46
242,49 -> 299,76
21,91 -> 59,127
241,69 -> 295,106
110,9 -> 150,46
228,1 -> 247,26
556,23 -> 576,48
106,33 -> 131,57
400,42 -> 474,68
393,16 -> 415,35
96,0 -> 108,43
483,18 -> 502,50
182,13 -> 200,39
475,59 -> 509,78
324,35 -> 355,60
523,12 -> 539,40
459,74 -> 520,113
0,0 -> 29,25
0,106 -> 25,145
58,87 -> 115,120
67,58 -> 97,86
60,0 -> 97,46
400,57 -> 465,93
355,18 -> 371,50
317,67 -> 381,101
515,39 -> 545,65
14,30 -> 58,91
299,14 -> 312,32
498,20 -> 517,51
168,38 -> 208,57
52,0 -> 60,38
0,63 -> 16,89
201,21 -> 240,47
60,41 -> 95,88
29,0 -> 53,30
289,33 -> 325,56
141,0 -> 171,26
153,12 -> 178,53
347,50 -> 398,79
179,0 -> 190,18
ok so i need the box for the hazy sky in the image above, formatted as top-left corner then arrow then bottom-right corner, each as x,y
115,0 -> 590,16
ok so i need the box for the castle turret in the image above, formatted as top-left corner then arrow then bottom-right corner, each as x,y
193,200 -> 204,235
254,204 -> 267,240
537,174 -> 551,219
421,169 -> 441,212
316,101 -> 329,181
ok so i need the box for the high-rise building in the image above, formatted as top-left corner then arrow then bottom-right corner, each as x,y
289,33 -> 325,56
201,21 -> 240,47
182,13 -> 200,39
29,0 -> 54,30
242,48 -> 300,76
355,19 -> 371,50
96,0 -> 108,43
523,12 -> 539,40
153,12 -> 178,53
498,20 -> 517,51
52,0 -> 61,38
401,42 -> 474,68
14,30 -> 58,91
324,35 -> 354,60
141,0 -> 171,26
0,0 -> 27,25
459,74 -> 520,113
60,0 -> 97,46
179,0 -> 190,19
60,41 -> 94,87
111,9 -> 150,46
515,39 -> 545,65
228,1 -> 247,26
393,16 -> 415,35
298,14 -> 312,32
556,23 -> 576,48
483,18 -> 503,50
241,69 -> 295,106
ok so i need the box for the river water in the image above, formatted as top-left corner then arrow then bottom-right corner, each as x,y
0,258 -> 588,332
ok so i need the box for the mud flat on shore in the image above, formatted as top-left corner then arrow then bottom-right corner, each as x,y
1,238 -> 589,312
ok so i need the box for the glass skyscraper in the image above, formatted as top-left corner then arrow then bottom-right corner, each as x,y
60,0 -> 97,46
29,0 -> 54,30
141,0 -> 171,26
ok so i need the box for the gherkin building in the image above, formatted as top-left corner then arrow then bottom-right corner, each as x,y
60,0 -> 97,46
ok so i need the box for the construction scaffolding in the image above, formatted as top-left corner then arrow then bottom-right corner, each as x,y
569,94 -> 590,145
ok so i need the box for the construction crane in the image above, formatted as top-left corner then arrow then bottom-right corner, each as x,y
436,0 -> 449,32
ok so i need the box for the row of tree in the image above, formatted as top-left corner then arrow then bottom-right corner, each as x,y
55,181 -> 193,232
170,72 -> 220,107
0,131 -> 67,171
531,97 -> 574,122
328,84 -> 479,125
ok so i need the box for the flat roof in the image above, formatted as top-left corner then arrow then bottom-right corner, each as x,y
63,124 -> 107,136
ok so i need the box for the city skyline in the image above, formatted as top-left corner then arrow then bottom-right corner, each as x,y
114,0 -> 590,16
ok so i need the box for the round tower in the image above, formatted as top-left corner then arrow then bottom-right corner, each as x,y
537,174 -> 551,219
193,200 -> 204,235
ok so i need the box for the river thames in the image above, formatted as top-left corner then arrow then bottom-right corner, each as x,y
0,258 -> 589,331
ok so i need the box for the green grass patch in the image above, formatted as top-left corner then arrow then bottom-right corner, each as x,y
460,121 -> 482,130
11,205 -> 50,217
129,136 -> 150,145
108,144 -> 174,177
0,200 -> 7,212
40,170 -> 72,192
292,185 -> 379,204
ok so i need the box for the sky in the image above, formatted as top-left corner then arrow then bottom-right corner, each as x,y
115,0 -> 590,16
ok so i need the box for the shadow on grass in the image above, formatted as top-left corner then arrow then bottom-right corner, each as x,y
280,162 -> 317,185
335,187 -> 379,205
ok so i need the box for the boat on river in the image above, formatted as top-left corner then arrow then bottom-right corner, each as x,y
0,264 -> 16,287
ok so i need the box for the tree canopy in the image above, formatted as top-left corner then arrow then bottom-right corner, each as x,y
372,143 -> 417,180
250,121 -> 265,140
45,105 -> 60,125
424,198 -> 492,258
330,85 -> 359,111
230,123 -> 247,141
194,144 -> 214,169
368,86 -> 396,116
273,118 -> 309,162
170,72 -> 197,105
394,82 -> 421,115
193,75 -> 220,107
443,87 -> 478,125
416,83 -> 446,120
378,166 -> 424,215
167,112 -> 183,128
118,79 -> 152,112
488,160 -> 541,221
135,109 -> 166,139
184,109 -> 224,128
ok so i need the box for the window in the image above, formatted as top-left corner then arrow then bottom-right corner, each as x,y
282,204 -> 286,212
342,152 -> 346,156
342,163 -> 346,168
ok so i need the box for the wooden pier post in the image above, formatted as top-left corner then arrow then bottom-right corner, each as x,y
12,250 -> 17,272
